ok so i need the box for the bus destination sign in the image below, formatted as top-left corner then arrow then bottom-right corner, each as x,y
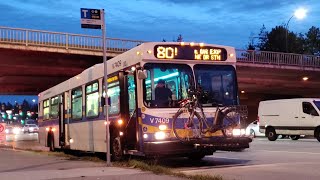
154,45 -> 227,61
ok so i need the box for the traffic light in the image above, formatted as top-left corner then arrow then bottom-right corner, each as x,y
21,119 -> 25,125
19,110 -> 23,116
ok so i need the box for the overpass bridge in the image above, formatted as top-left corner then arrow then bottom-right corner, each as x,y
1,26 -> 320,121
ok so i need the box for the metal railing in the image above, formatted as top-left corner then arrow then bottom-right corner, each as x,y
236,49 -> 320,68
0,26 -> 144,52
0,26 -> 319,68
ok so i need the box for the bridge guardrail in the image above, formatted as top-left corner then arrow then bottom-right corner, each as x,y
0,26 -> 320,68
0,26 -> 144,52
236,49 -> 320,68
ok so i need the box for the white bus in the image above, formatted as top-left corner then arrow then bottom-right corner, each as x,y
38,42 -> 251,160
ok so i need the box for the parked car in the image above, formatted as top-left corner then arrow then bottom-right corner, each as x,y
23,124 -> 39,133
246,120 -> 264,138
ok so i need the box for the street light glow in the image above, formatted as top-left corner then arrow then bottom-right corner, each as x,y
294,8 -> 307,20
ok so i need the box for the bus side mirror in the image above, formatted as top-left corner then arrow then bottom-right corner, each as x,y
101,96 -> 111,106
138,70 -> 148,79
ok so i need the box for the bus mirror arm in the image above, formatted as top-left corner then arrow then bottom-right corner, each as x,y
101,97 -> 111,107
138,70 -> 148,79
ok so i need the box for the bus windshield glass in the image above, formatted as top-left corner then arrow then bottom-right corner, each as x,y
194,64 -> 238,106
143,63 -> 193,108
314,101 -> 320,110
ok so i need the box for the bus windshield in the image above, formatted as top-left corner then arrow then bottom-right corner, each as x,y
194,64 -> 238,106
143,63 -> 193,108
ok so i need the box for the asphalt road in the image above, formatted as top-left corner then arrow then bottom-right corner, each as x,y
172,137 -> 320,180
2,134 -> 320,180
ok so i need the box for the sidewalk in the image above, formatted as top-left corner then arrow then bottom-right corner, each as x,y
0,140 -> 49,151
0,140 -> 185,180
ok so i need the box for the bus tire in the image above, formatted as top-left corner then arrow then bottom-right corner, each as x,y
111,136 -> 123,161
266,127 -> 277,141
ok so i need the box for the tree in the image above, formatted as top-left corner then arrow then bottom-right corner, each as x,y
256,24 -> 268,51
6,102 -> 13,110
305,26 -> 320,55
255,25 -> 304,53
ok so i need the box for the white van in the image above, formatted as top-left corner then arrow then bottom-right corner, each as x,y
258,98 -> 320,141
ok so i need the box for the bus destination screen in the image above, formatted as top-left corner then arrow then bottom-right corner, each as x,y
154,45 -> 227,61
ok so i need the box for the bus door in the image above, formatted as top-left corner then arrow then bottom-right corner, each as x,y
59,94 -> 65,147
121,72 -> 138,150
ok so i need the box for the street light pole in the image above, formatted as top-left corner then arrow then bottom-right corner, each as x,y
285,15 -> 294,53
285,8 -> 307,53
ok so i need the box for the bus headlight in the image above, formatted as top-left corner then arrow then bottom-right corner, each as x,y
155,131 -> 166,140
232,129 -> 246,136
159,125 -> 167,131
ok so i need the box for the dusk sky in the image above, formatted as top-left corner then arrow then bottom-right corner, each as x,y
0,0 -> 319,103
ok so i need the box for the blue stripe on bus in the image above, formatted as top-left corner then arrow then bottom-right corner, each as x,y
141,113 -> 214,129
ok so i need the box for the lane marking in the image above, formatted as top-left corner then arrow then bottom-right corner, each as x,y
257,150 -> 320,155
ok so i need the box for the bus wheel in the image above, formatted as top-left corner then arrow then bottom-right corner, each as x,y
111,137 -> 123,161
187,152 -> 205,161
266,127 -> 277,141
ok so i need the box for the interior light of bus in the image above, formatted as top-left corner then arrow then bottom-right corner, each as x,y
69,138 -> 74,143
51,128 -> 56,132
76,76 -> 80,79
199,43 -> 204,47
180,42 -> 185,46
190,42 -> 195,46
145,72 -> 179,84
131,66 -> 136,71
143,134 -> 148,139
229,53 -> 234,57
119,131 -> 124,136
45,127 -> 50,131
136,51 -> 141,55
147,50 -> 152,54
155,131 -> 166,140
159,125 -> 167,131
117,119 -> 123,125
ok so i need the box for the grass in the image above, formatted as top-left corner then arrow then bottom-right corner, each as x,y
115,159 -> 224,180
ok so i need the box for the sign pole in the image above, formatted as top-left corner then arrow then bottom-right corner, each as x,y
101,9 -> 111,166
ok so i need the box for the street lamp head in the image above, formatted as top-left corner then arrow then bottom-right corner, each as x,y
294,8 -> 307,20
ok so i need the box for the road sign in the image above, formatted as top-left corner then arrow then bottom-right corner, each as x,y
80,8 -> 103,29
0,123 -> 6,142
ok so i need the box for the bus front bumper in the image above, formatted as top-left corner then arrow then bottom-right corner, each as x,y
143,136 -> 252,156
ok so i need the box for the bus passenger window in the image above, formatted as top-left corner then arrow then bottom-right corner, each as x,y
72,87 -> 83,119
86,82 -> 99,117
50,96 -> 59,118
43,99 -> 50,120
106,81 -> 120,115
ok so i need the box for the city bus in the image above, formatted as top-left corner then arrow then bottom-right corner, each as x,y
38,42 -> 251,160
